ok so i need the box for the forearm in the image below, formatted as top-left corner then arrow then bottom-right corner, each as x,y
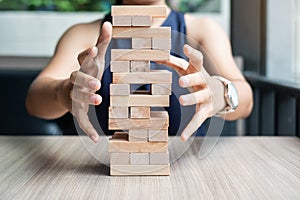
26,77 -> 71,119
223,80 -> 253,120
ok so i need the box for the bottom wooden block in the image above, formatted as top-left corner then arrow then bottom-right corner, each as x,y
110,164 -> 170,176
110,153 -> 130,165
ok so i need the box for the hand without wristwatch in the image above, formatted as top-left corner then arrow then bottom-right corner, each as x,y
213,76 -> 239,116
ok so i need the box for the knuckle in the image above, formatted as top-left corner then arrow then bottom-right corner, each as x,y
198,51 -> 204,60
70,71 -> 77,82
69,89 -> 74,99
77,53 -> 85,64
205,90 -> 212,102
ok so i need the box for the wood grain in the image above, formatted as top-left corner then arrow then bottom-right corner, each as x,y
109,107 -> 129,119
130,153 -> 150,165
130,61 -> 150,72
131,15 -> 152,27
110,84 -> 130,96
113,27 -> 171,38
130,106 -> 150,119
111,164 -> 170,176
108,139 -> 168,153
148,129 -> 168,142
112,15 -> 132,26
150,152 -> 169,165
110,153 -> 130,165
128,129 -> 148,142
108,112 -> 169,130
151,83 -> 172,95
110,95 -> 169,107
113,70 -> 172,84
111,6 -> 167,18
152,38 -> 171,50
111,49 -> 170,61
132,38 -> 152,49
0,136 -> 299,199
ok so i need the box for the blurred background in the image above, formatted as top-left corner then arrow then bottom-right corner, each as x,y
0,0 -> 299,136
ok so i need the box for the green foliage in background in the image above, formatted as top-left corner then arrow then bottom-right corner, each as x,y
0,0 -> 112,11
0,0 -> 219,12
169,0 -> 220,13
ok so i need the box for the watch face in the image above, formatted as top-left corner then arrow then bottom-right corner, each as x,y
228,83 -> 239,109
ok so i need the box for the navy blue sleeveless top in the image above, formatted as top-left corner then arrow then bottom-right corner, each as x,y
96,10 -> 205,136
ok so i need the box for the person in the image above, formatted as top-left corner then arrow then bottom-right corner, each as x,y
26,0 -> 253,143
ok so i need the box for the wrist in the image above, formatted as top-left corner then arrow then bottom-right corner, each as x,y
213,76 -> 239,116
55,78 -> 72,112
212,77 -> 227,113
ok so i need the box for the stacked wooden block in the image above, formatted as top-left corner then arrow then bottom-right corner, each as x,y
108,6 -> 172,176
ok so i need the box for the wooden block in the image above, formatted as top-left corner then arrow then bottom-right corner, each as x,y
132,38 -> 152,49
111,6 -> 167,18
152,38 -> 171,50
110,84 -> 130,96
109,111 -> 169,130
132,15 -> 152,26
150,111 -> 169,118
148,129 -> 168,142
110,153 -> 130,165
113,70 -> 172,84
130,107 -> 150,118
151,83 -> 172,95
112,15 -> 131,26
109,107 -> 128,119
130,153 -> 149,165
111,132 -> 128,140
128,129 -> 148,142
108,139 -> 168,153
113,27 -> 171,38
149,152 -> 169,165
110,61 -> 130,72
111,49 -> 170,61
110,95 -> 169,107
109,117 -> 168,130
130,61 -> 150,72
150,111 -> 169,119
110,164 -> 170,176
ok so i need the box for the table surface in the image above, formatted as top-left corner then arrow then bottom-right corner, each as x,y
0,136 -> 299,200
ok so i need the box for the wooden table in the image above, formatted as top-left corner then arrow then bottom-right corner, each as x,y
0,136 -> 299,199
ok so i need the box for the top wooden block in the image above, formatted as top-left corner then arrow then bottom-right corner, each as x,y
111,6 -> 167,18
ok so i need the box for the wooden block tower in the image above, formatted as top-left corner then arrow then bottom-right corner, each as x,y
108,6 -> 172,176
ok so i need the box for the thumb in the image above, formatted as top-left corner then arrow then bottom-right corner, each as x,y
96,21 -> 112,62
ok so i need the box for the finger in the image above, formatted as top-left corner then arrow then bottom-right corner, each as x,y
70,88 -> 102,105
181,106 -> 209,141
156,55 -> 189,73
70,71 -> 101,91
75,110 -> 99,143
183,44 -> 204,70
80,47 -> 99,76
179,89 -> 210,106
166,56 -> 189,70
78,47 -> 97,66
179,72 -> 207,88
96,21 -> 112,61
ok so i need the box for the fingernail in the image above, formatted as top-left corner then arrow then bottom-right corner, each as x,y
91,135 -> 98,143
91,95 -> 101,104
179,96 -> 187,105
180,77 -> 189,87
185,45 -> 193,54
89,80 -> 100,89
181,134 -> 188,141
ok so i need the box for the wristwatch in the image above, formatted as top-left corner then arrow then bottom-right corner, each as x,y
213,76 -> 239,115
